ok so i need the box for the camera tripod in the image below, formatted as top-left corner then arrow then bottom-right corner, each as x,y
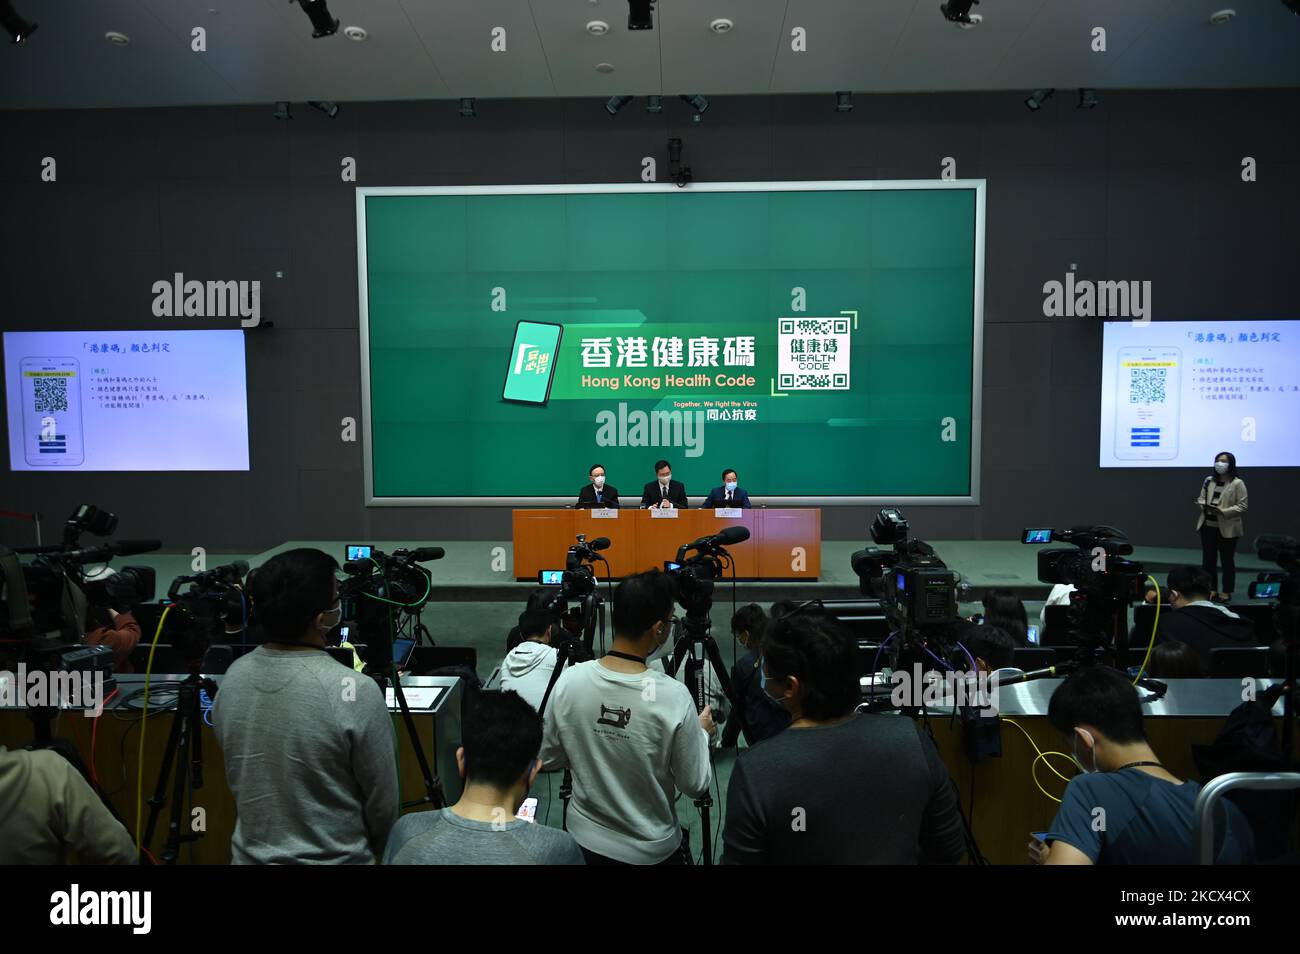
663,605 -> 748,865
537,637 -> 585,830
141,665 -> 218,863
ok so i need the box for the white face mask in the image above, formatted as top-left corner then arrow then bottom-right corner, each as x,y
1214,461 -> 1229,475
593,475 -> 605,488
319,603 -> 342,633
659,474 -> 671,486
725,481 -> 738,492
1072,729 -> 1097,774
645,618 -> 675,662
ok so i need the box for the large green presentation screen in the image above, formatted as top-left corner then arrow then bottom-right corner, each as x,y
357,181 -> 984,505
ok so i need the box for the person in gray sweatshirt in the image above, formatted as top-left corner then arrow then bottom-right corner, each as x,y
539,569 -> 715,864
384,689 -> 583,864
213,548 -> 398,864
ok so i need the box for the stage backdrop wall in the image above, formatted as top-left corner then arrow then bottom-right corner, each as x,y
1,90 -> 1297,552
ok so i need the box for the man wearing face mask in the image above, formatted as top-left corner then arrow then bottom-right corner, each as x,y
213,548 -> 398,864
702,468 -> 752,509
722,607 -> 965,864
1029,667 -> 1255,865
576,463 -> 620,509
539,569 -> 714,864
640,459 -> 689,509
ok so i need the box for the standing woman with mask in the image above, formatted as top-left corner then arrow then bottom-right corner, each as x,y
1196,451 -> 1248,603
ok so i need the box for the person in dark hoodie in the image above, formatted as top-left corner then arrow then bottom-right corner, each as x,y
1133,566 -> 1257,670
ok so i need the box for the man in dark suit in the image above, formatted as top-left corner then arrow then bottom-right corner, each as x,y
576,463 -> 619,509
640,459 -> 689,509
702,468 -> 752,509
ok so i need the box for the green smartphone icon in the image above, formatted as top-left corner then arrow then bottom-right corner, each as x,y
502,320 -> 563,406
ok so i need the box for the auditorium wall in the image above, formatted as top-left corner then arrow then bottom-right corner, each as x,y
1,89 -> 1297,551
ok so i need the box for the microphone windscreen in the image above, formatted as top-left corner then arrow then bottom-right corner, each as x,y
588,537 -> 611,551
716,526 -> 751,545
410,546 -> 446,562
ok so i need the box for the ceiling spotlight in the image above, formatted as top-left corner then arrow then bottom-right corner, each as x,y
709,18 -> 733,34
645,95 -> 662,114
1076,88 -> 1098,110
0,1 -> 37,44
308,100 -> 340,118
273,101 -> 293,120
343,25 -> 368,41
294,0 -> 339,39
105,31 -> 131,46
1024,88 -> 1055,111
587,20 -> 610,35
459,97 -> 476,118
835,91 -> 853,113
680,94 -> 709,115
605,95 -> 633,116
939,0 -> 979,24
628,0 -> 655,31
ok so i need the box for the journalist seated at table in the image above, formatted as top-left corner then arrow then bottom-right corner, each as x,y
702,469 -> 752,509
576,463 -> 620,509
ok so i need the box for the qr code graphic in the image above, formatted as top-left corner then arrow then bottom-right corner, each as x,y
33,376 -> 69,413
1128,367 -> 1166,404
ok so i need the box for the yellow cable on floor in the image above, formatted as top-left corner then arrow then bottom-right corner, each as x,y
1133,576 -> 1160,683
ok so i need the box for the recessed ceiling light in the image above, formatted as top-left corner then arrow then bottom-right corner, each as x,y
709,18 -> 733,34
343,25 -> 367,41
1209,9 -> 1236,24
595,62 -> 614,73
955,13 -> 982,29
105,31 -> 130,45
587,20 -> 609,35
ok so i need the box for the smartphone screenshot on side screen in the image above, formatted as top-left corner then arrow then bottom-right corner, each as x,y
1114,346 -> 1181,461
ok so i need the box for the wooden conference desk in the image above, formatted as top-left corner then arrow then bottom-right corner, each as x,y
512,508 -> 821,581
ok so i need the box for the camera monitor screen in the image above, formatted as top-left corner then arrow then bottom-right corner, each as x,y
1023,529 -> 1053,544
4,330 -> 250,471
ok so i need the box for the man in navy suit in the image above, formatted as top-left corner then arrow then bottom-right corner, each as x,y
640,459 -> 689,509
576,463 -> 619,509
702,468 -> 752,509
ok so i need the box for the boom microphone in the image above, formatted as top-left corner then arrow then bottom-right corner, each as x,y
991,660 -> 1076,687
586,537 -> 611,552
62,539 -> 163,565
408,546 -> 446,562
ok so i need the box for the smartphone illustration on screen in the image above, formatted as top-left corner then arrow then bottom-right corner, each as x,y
20,357 -> 84,466
1114,347 -> 1181,461
502,321 -> 563,406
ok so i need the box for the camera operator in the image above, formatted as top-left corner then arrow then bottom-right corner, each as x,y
539,569 -> 714,864
722,609 -> 965,864
1030,666 -> 1254,865
212,548 -> 398,864
722,603 -> 790,746
82,567 -> 142,673
0,744 -> 136,864
501,608 -> 561,711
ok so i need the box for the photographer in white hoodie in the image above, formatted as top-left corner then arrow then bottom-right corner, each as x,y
501,609 -> 561,712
